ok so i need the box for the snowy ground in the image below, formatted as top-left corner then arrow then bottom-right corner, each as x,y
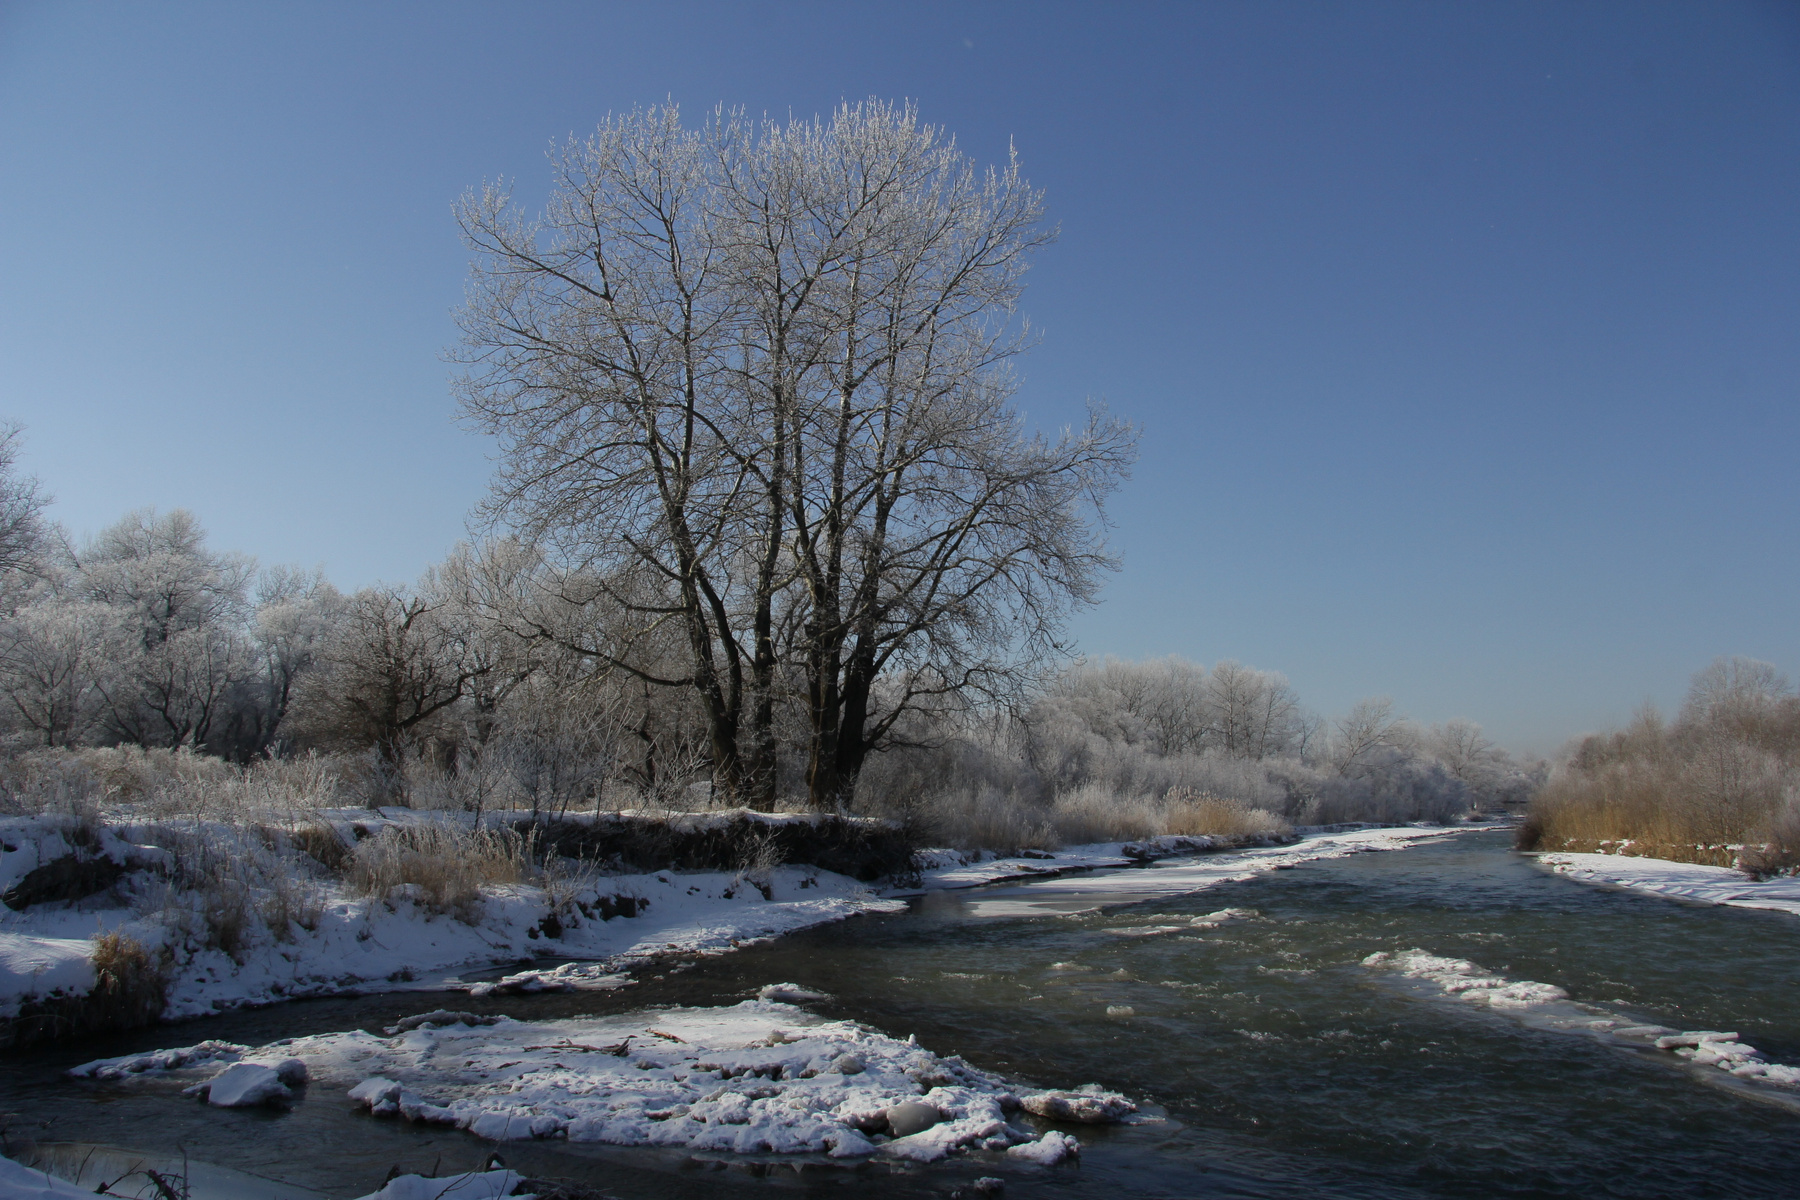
69,997 -> 1132,1165
1531,852 -> 1800,918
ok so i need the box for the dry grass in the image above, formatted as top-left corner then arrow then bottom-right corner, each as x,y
1527,753 -> 1787,851
347,823 -> 532,918
1164,789 -> 1291,838
1523,688 -> 1800,874
1047,784 -> 1161,844
90,930 -> 168,1025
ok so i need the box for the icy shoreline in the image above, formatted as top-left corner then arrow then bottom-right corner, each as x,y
0,805 -> 907,1026
1,816 -> 1483,1032
1530,851 -> 1800,918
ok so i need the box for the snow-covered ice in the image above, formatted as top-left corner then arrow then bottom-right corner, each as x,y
70,998 -> 1131,1165
1532,852 -> 1800,918
914,826 -> 1471,918
1360,947 -> 1800,1096
1361,949 -> 1571,1008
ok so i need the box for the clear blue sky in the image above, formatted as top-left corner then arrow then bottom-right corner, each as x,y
2,1 -> 1796,753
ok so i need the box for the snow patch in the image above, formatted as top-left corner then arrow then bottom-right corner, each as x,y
352,1171 -> 529,1200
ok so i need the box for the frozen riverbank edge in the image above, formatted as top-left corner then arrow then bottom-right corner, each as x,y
1,815 -> 1479,1035
1530,851 -> 1800,918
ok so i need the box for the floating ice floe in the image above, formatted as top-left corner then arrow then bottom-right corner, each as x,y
67,1039 -> 250,1079
1361,949 -> 1570,1008
1360,949 -> 1800,1095
758,982 -> 831,1002
69,998 -> 1131,1166
461,961 -> 631,997
1649,1030 -> 1800,1086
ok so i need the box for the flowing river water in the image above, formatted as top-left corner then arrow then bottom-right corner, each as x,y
6,828 -> 1800,1199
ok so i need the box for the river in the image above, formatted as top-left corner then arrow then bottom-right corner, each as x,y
5,829 -> 1799,1199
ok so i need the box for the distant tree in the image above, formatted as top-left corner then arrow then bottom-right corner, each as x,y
1331,696 -> 1404,775
290,584 -> 491,783
0,423 -> 49,584
231,566 -> 343,756
1205,660 -> 1306,760
77,509 -> 257,748
0,600 -> 109,746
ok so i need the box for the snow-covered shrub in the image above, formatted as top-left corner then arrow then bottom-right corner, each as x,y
140,821 -> 331,956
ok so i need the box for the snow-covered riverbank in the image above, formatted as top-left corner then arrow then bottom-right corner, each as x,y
0,805 -> 906,1025
1531,851 -> 1800,918
1,816 -> 1483,1031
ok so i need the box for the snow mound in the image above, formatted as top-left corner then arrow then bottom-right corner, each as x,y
352,1170 -> 529,1200
1362,949 -> 1569,1008
1006,1129 -> 1081,1164
184,1059 -> 305,1107
0,1156 -> 102,1200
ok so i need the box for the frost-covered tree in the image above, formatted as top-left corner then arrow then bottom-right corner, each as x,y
1205,660 -> 1307,760
75,509 -> 257,748
0,423 -> 49,585
456,100 -> 1132,809
289,583 -> 493,778
0,599 -> 110,746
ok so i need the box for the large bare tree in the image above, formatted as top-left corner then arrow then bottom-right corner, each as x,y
456,100 -> 1133,808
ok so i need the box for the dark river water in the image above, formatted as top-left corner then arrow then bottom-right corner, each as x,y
6,829 -> 1800,1200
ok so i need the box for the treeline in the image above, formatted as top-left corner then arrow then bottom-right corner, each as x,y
859,657 -> 1543,847
1521,657 -> 1800,875
0,500 -> 711,813
0,489 -> 1537,835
